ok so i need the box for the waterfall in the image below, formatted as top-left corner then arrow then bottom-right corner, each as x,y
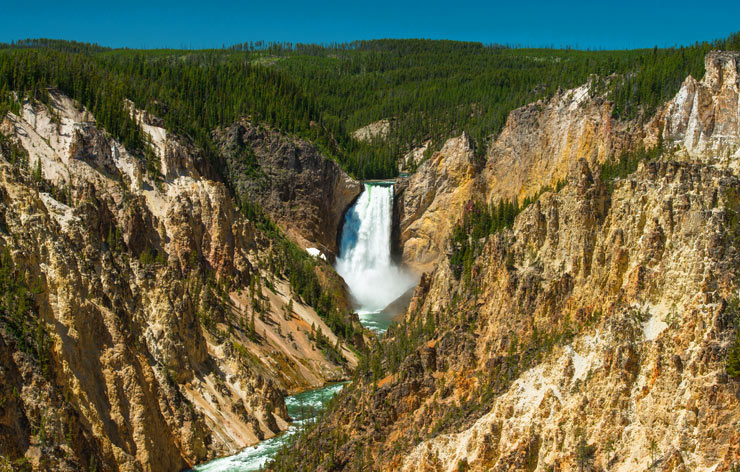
335,183 -> 416,319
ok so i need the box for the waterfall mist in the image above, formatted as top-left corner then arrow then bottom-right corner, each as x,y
335,183 -> 417,315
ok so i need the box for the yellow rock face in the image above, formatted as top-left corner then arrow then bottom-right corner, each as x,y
396,159 -> 740,472
0,91 -> 359,471
396,81 -> 642,272
483,82 -> 637,202
396,132 -> 482,272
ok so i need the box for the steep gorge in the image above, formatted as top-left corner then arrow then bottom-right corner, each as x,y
271,51 -> 740,472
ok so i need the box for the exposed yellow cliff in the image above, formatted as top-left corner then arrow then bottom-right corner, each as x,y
0,91 -> 361,471
396,78 -> 643,272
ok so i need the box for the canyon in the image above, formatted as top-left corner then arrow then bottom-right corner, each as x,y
1,42 -> 740,472
269,50 -> 740,472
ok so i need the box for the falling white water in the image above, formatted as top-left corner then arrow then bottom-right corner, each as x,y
335,183 -> 416,317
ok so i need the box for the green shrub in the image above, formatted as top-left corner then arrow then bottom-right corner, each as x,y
0,247 -> 52,375
599,138 -> 663,193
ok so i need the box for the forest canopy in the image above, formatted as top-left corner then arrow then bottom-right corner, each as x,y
1,33 -> 739,179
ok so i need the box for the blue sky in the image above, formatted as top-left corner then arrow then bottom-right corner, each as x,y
3,0 -> 739,50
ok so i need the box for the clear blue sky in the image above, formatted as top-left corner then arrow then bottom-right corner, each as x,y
3,0 -> 739,50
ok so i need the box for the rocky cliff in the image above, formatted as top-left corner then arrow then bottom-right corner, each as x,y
393,159 -> 740,472
273,51 -> 740,472
653,51 -> 740,166
482,81 -> 642,202
395,80 -> 643,271
394,133 -> 482,272
352,119 -> 391,143
0,91 -> 362,471
214,119 -> 361,257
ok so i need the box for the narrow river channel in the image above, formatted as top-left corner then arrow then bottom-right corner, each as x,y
191,382 -> 347,472
192,181 -> 415,470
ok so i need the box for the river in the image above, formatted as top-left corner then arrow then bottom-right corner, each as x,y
190,382 -> 347,472
192,182 -> 413,470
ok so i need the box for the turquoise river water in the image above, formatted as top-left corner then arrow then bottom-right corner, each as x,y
191,382 -> 347,472
192,182 -> 413,470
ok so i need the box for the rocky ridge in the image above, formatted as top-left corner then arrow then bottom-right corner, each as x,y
0,91 -> 361,471
395,78 -> 644,271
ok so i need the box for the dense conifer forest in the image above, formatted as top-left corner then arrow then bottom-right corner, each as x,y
1,33 -> 739,178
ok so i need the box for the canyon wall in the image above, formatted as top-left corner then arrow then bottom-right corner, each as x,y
0,91 -> 361,471
395,80 -> 644,271
214,119 -> 361,257
394,133 -> 481,272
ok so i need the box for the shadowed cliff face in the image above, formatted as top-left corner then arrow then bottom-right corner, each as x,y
274,51 -> 740,472
213,120 -> 361,258
0,91 -> 361,471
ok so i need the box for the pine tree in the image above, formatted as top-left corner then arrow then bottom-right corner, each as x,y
249,311 -> 256,339
106,225 -> 116,252
33,158 -> 42,182
728,300 -> 740,380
